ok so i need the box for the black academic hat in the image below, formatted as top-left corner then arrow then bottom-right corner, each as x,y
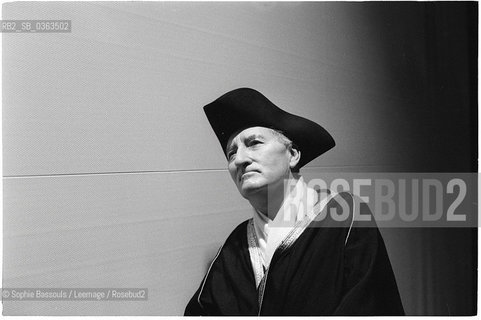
203,88 -> 335,168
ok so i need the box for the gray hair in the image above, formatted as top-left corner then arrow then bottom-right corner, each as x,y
269,129 -> 293,149
269,129 -> 300,173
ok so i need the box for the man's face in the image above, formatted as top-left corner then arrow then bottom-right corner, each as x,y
226,126 -> 294,198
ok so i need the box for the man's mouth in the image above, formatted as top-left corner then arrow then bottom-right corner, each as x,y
239,170 -> 259,181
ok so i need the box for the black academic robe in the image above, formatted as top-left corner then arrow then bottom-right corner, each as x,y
185,192 -> 405,316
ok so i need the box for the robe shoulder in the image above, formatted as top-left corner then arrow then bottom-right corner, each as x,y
224,219 -> 250,247
184,219 -> 258,315
315,191 -> 379,229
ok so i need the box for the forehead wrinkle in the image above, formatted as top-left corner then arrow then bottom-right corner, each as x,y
225,127 -> 274,154
245,133 -> 266,141
227,133 -> 266,150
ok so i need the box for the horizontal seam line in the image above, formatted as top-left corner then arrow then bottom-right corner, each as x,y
3,165 -> 402,178
3,168 -> 229,179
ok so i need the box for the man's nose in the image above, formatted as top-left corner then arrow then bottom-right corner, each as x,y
233,146 -> 252,167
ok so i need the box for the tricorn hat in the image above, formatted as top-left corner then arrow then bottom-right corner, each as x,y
203,88 -> 335,168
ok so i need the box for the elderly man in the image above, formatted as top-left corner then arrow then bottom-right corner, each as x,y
185,88 -> 404,315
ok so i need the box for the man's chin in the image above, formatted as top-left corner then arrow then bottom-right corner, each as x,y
238,183 -> 266,198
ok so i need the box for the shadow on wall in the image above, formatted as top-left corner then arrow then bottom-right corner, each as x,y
357,2 -> 477,315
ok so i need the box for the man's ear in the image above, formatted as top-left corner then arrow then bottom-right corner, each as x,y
288,146 -> 301,169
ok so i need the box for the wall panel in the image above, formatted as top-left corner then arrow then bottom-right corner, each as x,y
4,2 -> 429,176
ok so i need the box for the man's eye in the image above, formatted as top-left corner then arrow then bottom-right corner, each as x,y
248,140 -> 262,147
227,151 -> 236,160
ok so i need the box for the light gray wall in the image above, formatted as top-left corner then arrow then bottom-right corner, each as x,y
3,2 -> 476,315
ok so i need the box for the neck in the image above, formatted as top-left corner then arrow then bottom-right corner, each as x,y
248,173 -> 301,220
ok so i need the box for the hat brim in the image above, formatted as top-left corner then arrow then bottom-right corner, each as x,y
203,88 -> 335,168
